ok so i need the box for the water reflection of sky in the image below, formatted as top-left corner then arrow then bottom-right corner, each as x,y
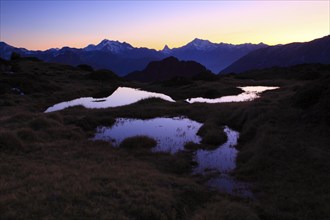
186,86 -> 279,104
45,87 -> 175,112
193,126 -> 253,198
193,126 -> 239,174
93,117 -> 202,154
45,86 -> 279,112
208,174 -> 253,198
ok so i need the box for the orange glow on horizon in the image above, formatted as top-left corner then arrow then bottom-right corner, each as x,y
1,1 -> 329,50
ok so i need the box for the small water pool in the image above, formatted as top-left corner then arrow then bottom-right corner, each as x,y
45,87 -> 175,112
208,174 -> 253,198
186,86 -> 279,104
194,126 -> 239,174
93,117 -> 202,154
193,126 -> 253,198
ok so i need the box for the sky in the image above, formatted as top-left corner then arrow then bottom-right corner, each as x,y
0,0 -> 329,50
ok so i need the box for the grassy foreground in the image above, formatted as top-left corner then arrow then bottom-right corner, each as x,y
1,58 -> 329,219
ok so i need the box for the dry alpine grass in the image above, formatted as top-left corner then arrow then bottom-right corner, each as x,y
1,58 -> 330,219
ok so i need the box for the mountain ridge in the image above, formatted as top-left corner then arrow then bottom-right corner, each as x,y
221,35 -> 330,74
0,38 -> 268,75
2,36 -> 328,76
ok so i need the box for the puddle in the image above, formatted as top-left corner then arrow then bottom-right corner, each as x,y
194,127 -> 239,174
45,86 -> 279,112
93,117 -> 202,154
208,174 -> 253,198
186,86 -> 279,104
45,87 -> 175,113
94,117 -> 252,197
193,126 -> 253,198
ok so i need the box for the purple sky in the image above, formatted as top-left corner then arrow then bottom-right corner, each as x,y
0,1 -> 329,50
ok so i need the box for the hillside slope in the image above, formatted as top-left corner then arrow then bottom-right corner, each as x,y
125,56 -> 211,82
221,35 -> 330,74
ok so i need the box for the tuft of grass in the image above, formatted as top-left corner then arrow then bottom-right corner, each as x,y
144,151 -> 196,175
201,131 -> 227,147
197,123 -> 227,147
0,130 -> 24,152
64,116 -> 99,132
5,113 -> 35,124
46,112 -> 64,123
16,128 -> 38,143
292,83 -> 325,109
42,127 -> 84,141
185,142 -> 202,151
64,115 -> 115,132
193,201 -> 259,220
119,136 -> 157,150
29,117 -> 57,130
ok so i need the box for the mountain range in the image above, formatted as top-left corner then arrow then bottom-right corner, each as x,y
221,35 -> 330,74
162,39 -> 267,73
0,39 -> 267,75
1,35 -> 329,77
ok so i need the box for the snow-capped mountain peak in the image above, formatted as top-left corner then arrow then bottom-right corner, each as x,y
185,38 -> 218,51
84,39 -> 133,53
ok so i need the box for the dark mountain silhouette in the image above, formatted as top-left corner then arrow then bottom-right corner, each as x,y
0,42 -> 31,59
221,35 -> 330,74
165,38 -> 267,73
0,39 -> 267,75
125,56 -> 210,82
0,40 -> 164,76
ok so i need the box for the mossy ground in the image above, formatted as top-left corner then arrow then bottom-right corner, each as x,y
1,58 -> 329,219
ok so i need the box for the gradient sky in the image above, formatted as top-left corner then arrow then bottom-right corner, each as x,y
0,0 -> 329,50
